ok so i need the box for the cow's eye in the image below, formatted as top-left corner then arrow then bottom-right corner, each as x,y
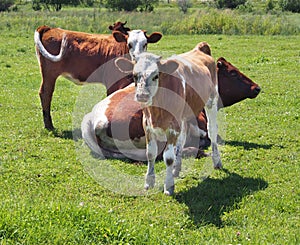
153,75 -> 159,81
128,43 -> 132,49
230,71 -> 238,77
143,43 -> 147,50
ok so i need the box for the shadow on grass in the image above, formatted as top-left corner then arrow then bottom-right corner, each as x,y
175,169 -> 268,227
225,140 -> 273,150
52,128 -> 82,141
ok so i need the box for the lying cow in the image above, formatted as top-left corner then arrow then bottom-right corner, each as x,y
34,21 -> 162,130
81,43 -> 260,162
83,43 -> 222,194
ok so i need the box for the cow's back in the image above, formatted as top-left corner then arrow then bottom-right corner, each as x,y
36,26 -> 129,83
38,26 -> 128,60
169,52 -> 216,118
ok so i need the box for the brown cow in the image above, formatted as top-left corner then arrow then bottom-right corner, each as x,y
81,45 -> 260,162
187,57 -> 261,155
83,44 -> 222,195
34,22 -> 162,130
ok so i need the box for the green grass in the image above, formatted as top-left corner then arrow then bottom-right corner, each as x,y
0,10 -> 299,244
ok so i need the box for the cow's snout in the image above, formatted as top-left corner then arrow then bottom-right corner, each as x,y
135,92 -> 150,103
249,85 -> 261,98
254,86 -> 261,95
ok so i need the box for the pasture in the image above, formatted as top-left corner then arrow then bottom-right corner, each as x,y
0,9 -> 299,244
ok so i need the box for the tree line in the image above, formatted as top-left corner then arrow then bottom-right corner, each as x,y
1,0 -> 299,13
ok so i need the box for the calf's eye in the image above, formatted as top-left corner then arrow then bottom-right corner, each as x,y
128,43 -> 132,49
133,74 -> 138,86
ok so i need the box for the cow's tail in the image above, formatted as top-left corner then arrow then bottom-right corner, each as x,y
81,113 -> 130,159
34,30 -> 67,62
81,113 -> 106,157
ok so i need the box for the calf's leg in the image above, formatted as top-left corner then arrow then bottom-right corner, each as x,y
205,93 -> 222,169
173,121 -> 187,177
144,138 -> 157,190
163,144 -> 176,195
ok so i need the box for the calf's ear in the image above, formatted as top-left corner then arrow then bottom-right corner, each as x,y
115,57 -> 133,73
113,31 -> 128,43
158,60 -> 179,75
146,32 -> 162,43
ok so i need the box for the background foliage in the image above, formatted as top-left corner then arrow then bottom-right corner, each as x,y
0,0 -> 300,12
214,0 -> 247,9
0,0 -> 14,11
279,0 -> 300,13
0,3 -> 299,35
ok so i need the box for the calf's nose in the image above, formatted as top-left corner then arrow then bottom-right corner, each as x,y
136,92 -> 150,103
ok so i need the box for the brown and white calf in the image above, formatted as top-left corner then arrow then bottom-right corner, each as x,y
34,22 -> 162,130
114,48 -> 221,195
81,45 -> 260,162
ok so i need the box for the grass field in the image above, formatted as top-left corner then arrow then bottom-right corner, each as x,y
0,9 -> 299,244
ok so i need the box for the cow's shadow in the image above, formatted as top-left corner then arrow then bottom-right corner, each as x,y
175,169 -> 268,227
225,140 -> 273,150
52,128 -> 82,141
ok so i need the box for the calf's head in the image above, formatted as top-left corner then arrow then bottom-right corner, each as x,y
217,57 -> 261,108
115,53 -> 178,106
113,30 -> 162,60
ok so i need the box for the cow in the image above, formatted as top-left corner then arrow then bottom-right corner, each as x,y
81,43 -> 261,163
34,22 -> 162,130
187,56 -> 261,154
83,43 -> 221,195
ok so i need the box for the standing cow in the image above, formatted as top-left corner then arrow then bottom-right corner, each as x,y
34,22 -> 162,130
187,56 -> 261,154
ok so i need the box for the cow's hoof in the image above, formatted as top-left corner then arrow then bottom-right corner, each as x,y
172,167 -> 181,177
144,184 -> 151,190
172,170 -> 179,178
196,149 -> 209,159
144,174 -> 155,190
214,160 -> 223,169
45,125 -> 55,131
164,185 -> 174,196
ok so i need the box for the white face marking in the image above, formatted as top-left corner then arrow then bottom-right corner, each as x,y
127,30 -> 148,60
133,53 -> 160,105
